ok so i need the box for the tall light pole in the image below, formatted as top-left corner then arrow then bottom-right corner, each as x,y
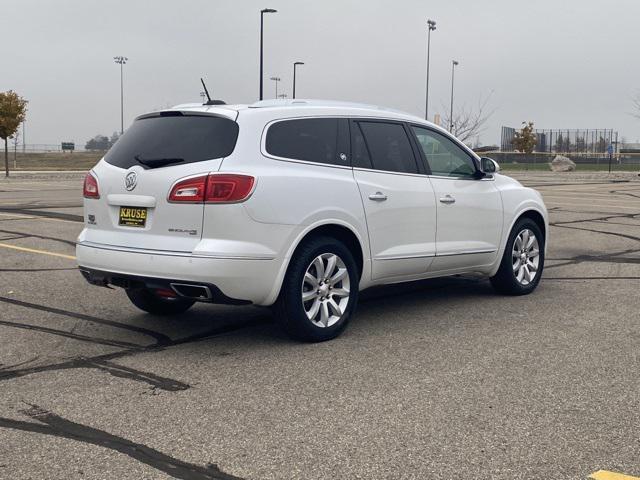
113,56 -> 128,135
449,60 -> 459,133
260,8 -> 277,101
22,120 -> 25,153
270,76 -> 281,98
293,61 -> 304,99
425,19 -> 436,120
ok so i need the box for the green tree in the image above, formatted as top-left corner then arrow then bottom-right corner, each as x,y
0,91 -> 28,177
109,131 -> 120,147
85,134 -> 110,151
512,121 -> 537,154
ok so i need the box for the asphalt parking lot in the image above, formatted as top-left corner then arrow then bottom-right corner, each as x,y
0,171 -> 638,480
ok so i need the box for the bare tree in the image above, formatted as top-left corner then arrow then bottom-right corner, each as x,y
633,93 -> 640,119
441,92 -> 494,143
11,127 -> 20,167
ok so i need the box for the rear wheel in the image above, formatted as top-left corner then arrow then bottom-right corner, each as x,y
275,236 -> 359,342
125,287 -> 195,315
490,218 -> 545,295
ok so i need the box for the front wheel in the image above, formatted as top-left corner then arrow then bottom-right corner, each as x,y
275,236 -> 359,342
126,287 -> 195,315
490,218 -> 545,295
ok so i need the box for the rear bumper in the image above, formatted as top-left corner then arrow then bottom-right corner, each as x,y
76,242 -> 282,306
79,267 -> 250,305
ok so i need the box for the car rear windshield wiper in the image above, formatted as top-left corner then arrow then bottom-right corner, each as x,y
134,155 -> 184,168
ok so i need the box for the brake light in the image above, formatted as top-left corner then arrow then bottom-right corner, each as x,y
168,175 -> 207,202
168,174 -> 255,203
83,172 -> 100,198
205,174 -> 255,203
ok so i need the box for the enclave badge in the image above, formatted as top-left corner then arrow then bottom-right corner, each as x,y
125,171 -> 137,191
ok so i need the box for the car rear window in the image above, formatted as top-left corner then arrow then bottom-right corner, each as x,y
104,113 -> 239,169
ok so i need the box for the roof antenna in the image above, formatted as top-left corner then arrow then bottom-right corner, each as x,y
200,78 -> 226,105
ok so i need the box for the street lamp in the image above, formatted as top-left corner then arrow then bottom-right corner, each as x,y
449,60 -> 459,133
270,76 -> 281,98
425,19 -> 436,120
113,56 -> 128,135
293,61 -> 304,99
260,8 -> 278,101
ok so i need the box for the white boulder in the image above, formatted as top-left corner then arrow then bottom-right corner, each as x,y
549,155 -> 576,172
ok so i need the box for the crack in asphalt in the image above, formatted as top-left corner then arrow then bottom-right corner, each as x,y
0,267 -> 77,272
544,276 -> 640,280
550,212 -> 639,226
0,295 -> 268,391
0,296 -> 172,345
609,189 -> 640,199
0,228 -> 76,247
0,405 -> 245,480
0,234 -> 29,241
0,319 -> 146,350
0,207 -> 83,222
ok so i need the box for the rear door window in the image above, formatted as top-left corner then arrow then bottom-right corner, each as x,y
357,121 -> 419,174
104,113 -> 239,169
266,118 -> 348,166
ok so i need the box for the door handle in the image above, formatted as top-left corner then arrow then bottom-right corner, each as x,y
368,192 -> 388,201
439,195 -> 456,204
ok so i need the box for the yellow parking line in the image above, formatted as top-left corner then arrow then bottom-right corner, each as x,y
590,470 -> 640,480
0,242 -> 76,260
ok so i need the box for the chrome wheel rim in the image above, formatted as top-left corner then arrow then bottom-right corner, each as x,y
301,253 -> 351,328
512,228 -> 540,286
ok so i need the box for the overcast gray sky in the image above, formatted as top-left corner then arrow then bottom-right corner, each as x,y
2,0 -> 640,147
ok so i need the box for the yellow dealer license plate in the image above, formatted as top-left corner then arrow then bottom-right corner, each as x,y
119,206 -> 147,227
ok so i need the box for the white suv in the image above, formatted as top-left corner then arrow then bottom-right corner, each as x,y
78,100 -> 548,342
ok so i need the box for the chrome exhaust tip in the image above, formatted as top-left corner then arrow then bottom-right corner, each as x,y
169,283 -> 213,301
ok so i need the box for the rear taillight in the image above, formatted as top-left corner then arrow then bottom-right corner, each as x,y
205,174 -> 255,203
83,172 -> 100,198
168,174 -> 255,204
168,175 -> 207,202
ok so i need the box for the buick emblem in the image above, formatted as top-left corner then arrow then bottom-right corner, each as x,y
125,171 -> 137,191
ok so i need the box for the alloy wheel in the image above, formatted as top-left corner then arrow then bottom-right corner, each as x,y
512,228 -> 540,286
301,253 -> 351,328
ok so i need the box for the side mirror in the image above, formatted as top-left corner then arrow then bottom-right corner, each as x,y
481,157 -> 500,174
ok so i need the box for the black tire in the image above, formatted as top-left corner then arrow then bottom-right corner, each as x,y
490,217 -> 545,295
275,236 -> 359,342
125,287 -> 195,315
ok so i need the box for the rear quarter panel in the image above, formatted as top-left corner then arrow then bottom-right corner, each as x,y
217,111 -> 372,303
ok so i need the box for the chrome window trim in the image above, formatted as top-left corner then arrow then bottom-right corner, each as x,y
352,166 -> 430,179
260,116 -> 352,170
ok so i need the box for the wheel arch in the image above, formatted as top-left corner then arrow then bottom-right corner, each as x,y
263,221 -> 368,306
516,209 -> 547,245
490,205 -> 548,277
